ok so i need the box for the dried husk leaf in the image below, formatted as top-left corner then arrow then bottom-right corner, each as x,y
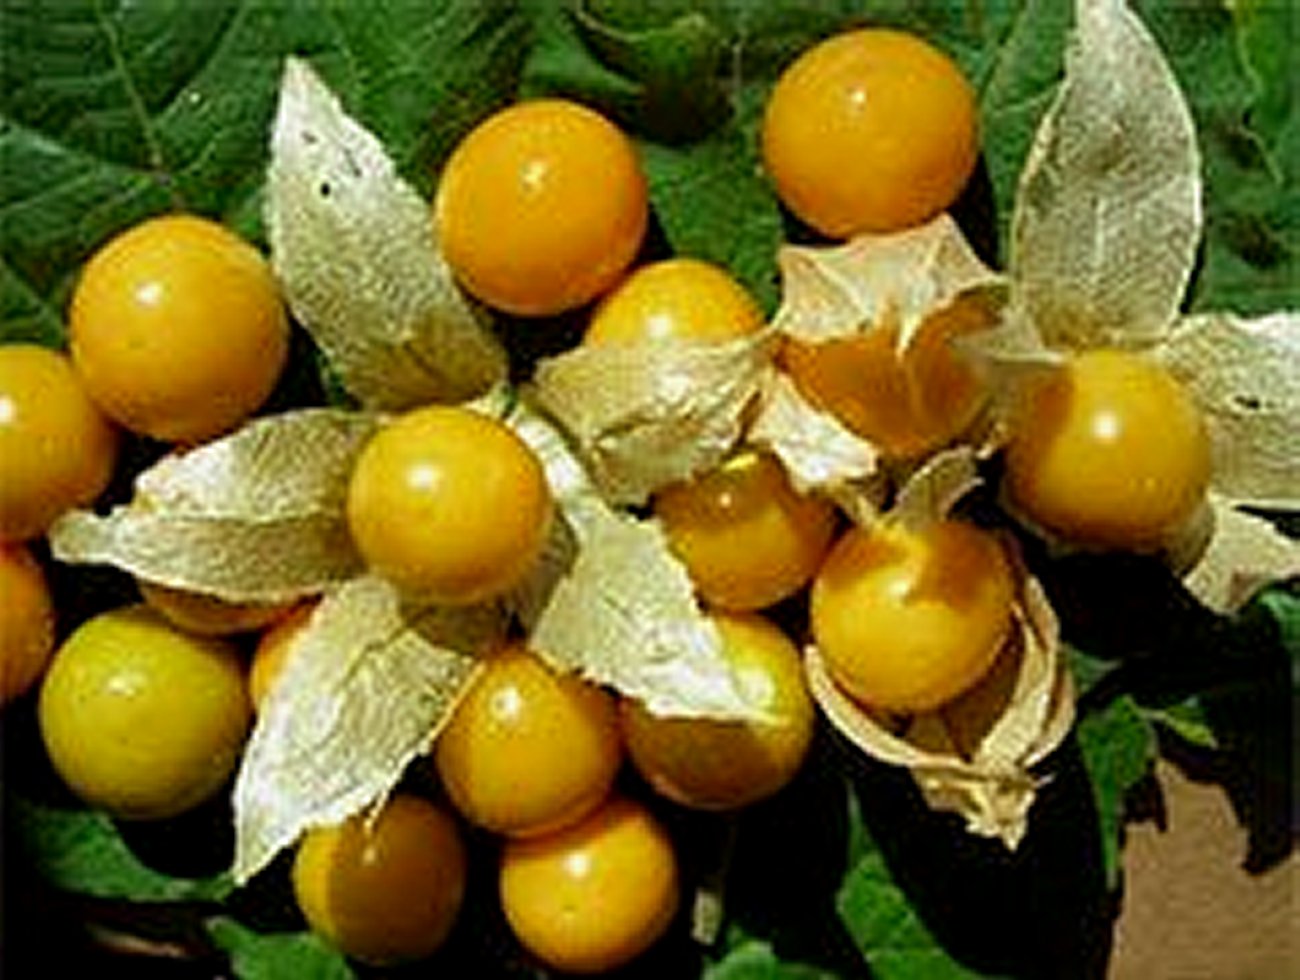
1154,312 -> 1300,510
773,214 -> 1005,351
807,573 -> 1073,849
1179,497 -> 1300,615
266,58 -> 506,409
890,447 -> 982,535
1009,0 -> 1201,351
232,574 -> 503,883
530,331 -> 775,506
49,410 -> 377,603
505,401 -> 758,721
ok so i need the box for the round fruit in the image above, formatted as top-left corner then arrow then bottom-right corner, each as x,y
435,643 -> 620,837
761,28 -> 978,236
346,406 -> 551,603
436,99 -> 648,316
249,603 -> 315,711
138,579 -> 292,637
69,214 -> 289,443
0,543 -> 56,704
38,606 -> 251,819
781,293 -> 992,458
293,794 -> 467,965
811,520 -> 1015,713
0,345 -> 118,541
583,258 -> 765,346
1003,349 -> 1212,550
654,450 -> 836,610
500,796 -> 678,974
621,612 -> 814,810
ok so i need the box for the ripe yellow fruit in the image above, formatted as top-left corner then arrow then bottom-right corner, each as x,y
583,258 -> 765,346
812,520 -> 1015,713
621,612 -> 814,810
654,450 -> 837,610
248,603 -> 315,711
70,214 -> 289,443
1004,349 -> 1212,550
293,794 -> 467,965
0,543 -> 56,705
0,344 -> 118,542
436,99 -> 648,316
762,28 -> 978,236
346,406 -> 552,604
435,643 -> 621,837
138,579 -> 293,637
38,606 -> 251,819
500,796 -> 678,974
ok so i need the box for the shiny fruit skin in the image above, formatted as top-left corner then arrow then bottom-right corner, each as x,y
1003,349 -> 1212,550
583,258 -> 765,346
436,99 -> 648,316
654,450 -> 837,610
248,603 -> 315,711
138,579 -> 293,637
761,29 -> 978,236
781,294 -> 991,458
0,543 -> 56,704
500,796 -> 678,974
69,214 -> 289,443
346,406 -> 551,604
435,643 -> 621,837
0,345 -> 118,541
292,794 -> 467,965
811,520 -> 1015,713
38,606 -> 251,819
621,612 -> 814,810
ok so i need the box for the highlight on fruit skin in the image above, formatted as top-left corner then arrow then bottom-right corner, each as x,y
499,795 -> 679,975
0,543 -> 56,705
0,344 -> 119,543
435,98 -> 648,317
292,793 -> 467,965
69,214 -> 289,444
1003,348 -> 1212,552
621,611 -> 815,810
811,518 -> 1016,714
345,405 -> 552,604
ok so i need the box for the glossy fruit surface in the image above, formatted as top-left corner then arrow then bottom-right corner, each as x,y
761,28 -> 978,236
1003,349 -> 1212,550
654,450 -> 836,610
584,258 -> 765,345
38,606 -> 251,819
0,344 -> 118,541
621,612 -> 814,810
436,643 -> 620,837
346,406 -> 551,603
781,295 -> 991,458
811,520 -> 1015,713
436,99 -> 647,316
138,579 -> 292,637
500,796 -> 678,974
249,603 -> 315,711
69,214 -> 288,443
0,543 -> 56,704
293,794 -> 467,965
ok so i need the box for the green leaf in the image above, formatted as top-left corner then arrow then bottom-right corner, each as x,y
1141,698 -> 1219,750
1256,586 -> 1300,662
206,918 -> 353,980
11,797 -> 234,903
1075,696 -> 1155,891
706,930 -> 841,980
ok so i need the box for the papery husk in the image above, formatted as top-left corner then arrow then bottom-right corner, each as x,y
529,331 -> 775,506
266,58 -> 506,410
504,401 -> 759,721
1009,0 -> 1201,351
890,448 -> 982,535
1177,497 -> 1300,615
49,410 -> 377,603
807,573 -> 1074,850
773,214 -> 1005,352
1154,312 -> 1300,510
231,574 -> 503,883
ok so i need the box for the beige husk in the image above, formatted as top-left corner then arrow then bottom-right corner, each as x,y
1177,497 -> 1300,615
232,575 -> 503,883
49,409 -> 378,603
266,59 -> 506,410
